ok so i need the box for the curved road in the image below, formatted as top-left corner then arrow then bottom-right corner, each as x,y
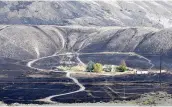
26,54 -> 85,104
26,52 -> 154,104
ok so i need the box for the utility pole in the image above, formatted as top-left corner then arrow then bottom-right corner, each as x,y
123,75 -> 126,100
159,49 -> 163,88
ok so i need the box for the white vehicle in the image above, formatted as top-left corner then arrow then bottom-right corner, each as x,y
136,70 -> 148,74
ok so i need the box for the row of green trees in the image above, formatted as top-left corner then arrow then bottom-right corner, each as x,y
86,60 -> 127,73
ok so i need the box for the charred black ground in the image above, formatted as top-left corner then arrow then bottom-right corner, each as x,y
0,53 -> 172,104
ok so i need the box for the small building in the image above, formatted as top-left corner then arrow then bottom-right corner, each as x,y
103,65 -> 115,72
136,70 -> 148,74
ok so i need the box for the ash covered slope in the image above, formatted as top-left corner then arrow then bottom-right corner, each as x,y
0,25 -> 172,60
0,1 -> 172,28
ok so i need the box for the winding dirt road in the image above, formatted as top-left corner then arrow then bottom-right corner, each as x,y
26,54 -> 85,104
26,51 -> 154,104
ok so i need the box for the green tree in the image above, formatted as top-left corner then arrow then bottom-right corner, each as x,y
86,61 -> 95,72
116,60 -> 127,72
93,63 -> 103,73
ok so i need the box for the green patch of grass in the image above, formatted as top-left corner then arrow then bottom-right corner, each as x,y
57,65 -> 85,72
142,97 -> 156,105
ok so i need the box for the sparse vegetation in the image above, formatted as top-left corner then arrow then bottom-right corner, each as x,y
57,65 -> 85,72
70,65 -> 85,72
142,97 -> 156,105
57,66 -> 70,71
93,63 -> 103,73
57,60 -> 130,74
116,60 -> 127,72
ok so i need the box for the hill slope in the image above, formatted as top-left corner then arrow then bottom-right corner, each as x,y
0,1 -> 172,28
1,25 -> 172,60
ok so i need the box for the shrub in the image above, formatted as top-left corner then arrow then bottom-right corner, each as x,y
57,66 -> 70,71
71,65 -> 85,71
86,61 -> 95,72
116,65 -> 127,72
142,98 -> 156,105
93,63 -> 103,73
116,60 -> 127,72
